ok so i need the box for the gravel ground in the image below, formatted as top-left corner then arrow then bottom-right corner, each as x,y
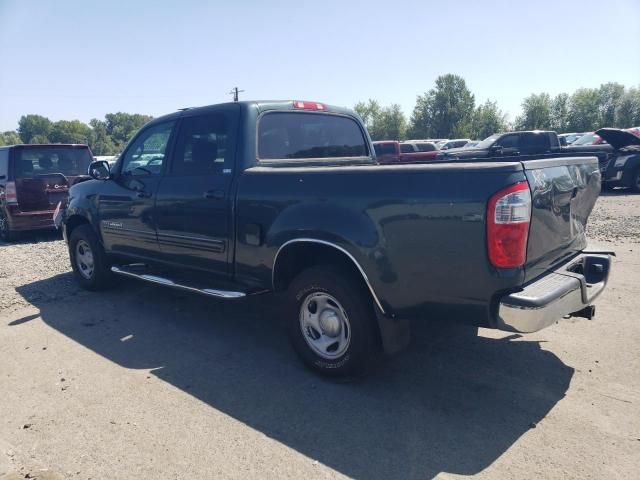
0,191 -> 639,479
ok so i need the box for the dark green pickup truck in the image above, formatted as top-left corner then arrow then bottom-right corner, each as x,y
57,100 -> 612,376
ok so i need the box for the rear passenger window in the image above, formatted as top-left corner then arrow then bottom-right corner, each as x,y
13,147 -> 92,178
258,112 -> 368,160
497,135 -> 519,149
520,133 -> 550,153
400,144 -> 414,153
172,114 -> 230,175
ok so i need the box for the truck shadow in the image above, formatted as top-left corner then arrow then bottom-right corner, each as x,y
0,230 -> 62,247
15,275 -> 573,479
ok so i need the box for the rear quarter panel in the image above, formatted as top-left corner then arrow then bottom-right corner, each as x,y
235,162 -> 527,322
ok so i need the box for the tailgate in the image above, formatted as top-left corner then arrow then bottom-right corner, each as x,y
523,156 -> 600,282
16,174 -> 70,212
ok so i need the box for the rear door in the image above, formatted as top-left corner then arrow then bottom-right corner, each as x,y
154,105 -> 239,273
99,120 -> 176,259
523,156 -> 600,281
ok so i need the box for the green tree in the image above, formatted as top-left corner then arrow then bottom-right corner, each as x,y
49,120 -> 92,144
354,99 -> 382,139
0,131 -> 21,146
597,82 -> 625,127
616,87 -> 640,128
104,112 -> 153,149
375,104 -> 407,140
409,74 -> 475,138
88,119 -> 117,155
354,100 -> 407,140
17,114 -> 52,143
550,93 -> 570,132
567,88 -> 601,132
30,134 -> 50,144
470,100 -> 508,139
515,93 -> 552,130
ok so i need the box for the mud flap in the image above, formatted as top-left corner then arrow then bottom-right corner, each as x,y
375,310 -> 411,355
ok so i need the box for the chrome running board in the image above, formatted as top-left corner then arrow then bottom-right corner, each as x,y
111,265 -> 246,299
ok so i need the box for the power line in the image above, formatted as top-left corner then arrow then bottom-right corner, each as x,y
229,87 -> 244,102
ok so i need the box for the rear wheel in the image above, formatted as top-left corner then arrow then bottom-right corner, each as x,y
286,265 -> 378,377
69,224 -> 113,290
0,212 -> 19,242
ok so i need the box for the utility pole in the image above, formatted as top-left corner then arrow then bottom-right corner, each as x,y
229,87 -> 244,102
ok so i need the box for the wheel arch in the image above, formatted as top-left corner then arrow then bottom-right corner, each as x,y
272,238 -> 386,315
64,214 -> 91,242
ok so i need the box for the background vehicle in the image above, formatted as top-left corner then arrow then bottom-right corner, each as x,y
399,141 -> 439,153
440,139 -> 471,150
373,140 -> 439,162
0,144 -> 92,241
407,138 -> 447,148
58,101 -> 611,377
597,128 -> 640,192
571,132 -> 606,146
558,132 -> 586,145
438,131 -> 562,159
463,141 -> 480,148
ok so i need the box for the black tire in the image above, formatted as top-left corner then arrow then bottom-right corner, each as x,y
286,265 -> 378,377
68,224 -> 113,290
632,167 -> 640,194
0,211 -> 19,242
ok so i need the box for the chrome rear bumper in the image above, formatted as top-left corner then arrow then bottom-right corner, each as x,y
496,252 -> 613,333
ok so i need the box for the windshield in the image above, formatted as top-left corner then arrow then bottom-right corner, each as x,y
474,134 -> 501,149
15,147 -> 92,179
572,133 -> 604,145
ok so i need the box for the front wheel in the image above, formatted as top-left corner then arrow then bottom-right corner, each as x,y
69,224 -> 113,290
286,266 -> 378,377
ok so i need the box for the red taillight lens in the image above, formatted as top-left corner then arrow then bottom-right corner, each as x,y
293,101 -> 325,111
487,181 -> 531,268
3,181 -> 17,204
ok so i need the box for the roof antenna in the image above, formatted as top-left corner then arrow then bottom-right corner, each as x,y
229,87 -> 244,102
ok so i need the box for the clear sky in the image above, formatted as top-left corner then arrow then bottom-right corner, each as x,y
1,0 -> 639,130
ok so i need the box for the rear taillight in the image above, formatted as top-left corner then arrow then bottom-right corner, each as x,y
3,181 -> 17,204
487,181 -> 531,268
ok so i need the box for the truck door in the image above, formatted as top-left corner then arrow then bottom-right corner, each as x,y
154,106 -> 239,274
99,120 -> 176,260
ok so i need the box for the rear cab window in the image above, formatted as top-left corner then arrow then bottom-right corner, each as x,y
258,112 -> 369,161
13,147 -> 92,178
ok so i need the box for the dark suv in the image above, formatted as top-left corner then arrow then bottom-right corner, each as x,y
0,144 -> 93,241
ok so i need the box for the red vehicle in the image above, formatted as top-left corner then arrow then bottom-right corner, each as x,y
372,141 -> 439,163
0,144 -> 93,241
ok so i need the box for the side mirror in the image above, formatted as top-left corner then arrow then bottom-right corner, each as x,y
88,160 -> 111,180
